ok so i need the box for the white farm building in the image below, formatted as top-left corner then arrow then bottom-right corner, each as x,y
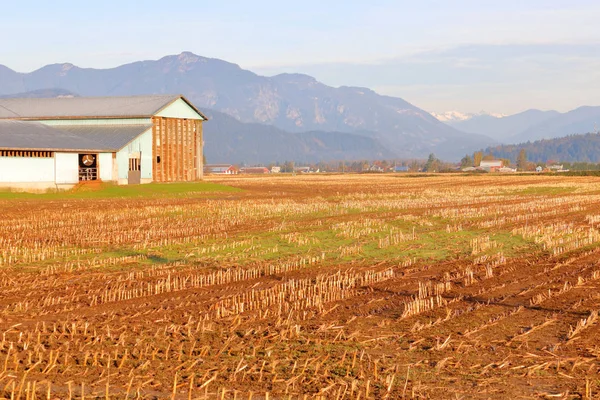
0,95 -> 207,190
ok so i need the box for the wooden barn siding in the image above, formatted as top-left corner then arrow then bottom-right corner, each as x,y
151,117 -> 202,182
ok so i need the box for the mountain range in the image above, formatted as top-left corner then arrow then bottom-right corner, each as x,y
2,52 -> 598,163
204,110 -> 395,164
448,108 -> 600,143
0,52 -> 496,162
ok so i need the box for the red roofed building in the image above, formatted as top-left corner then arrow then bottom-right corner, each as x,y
204,164 -> 237,174
239,167 -> 270,174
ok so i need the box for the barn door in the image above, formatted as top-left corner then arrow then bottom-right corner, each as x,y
78,153 -> 98,181
128,153 -> 141,185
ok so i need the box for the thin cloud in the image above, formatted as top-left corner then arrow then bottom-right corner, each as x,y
252,43 -> 600,114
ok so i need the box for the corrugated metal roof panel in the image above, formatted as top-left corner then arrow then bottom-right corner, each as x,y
56,124 -> 152,151
0,95 -> 207,120
0,120 -> 114,152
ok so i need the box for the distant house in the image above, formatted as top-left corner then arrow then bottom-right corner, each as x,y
239,167 -> 270,174
548,164 -> 570,172
204,164 -> 236,175
271,166 -> 281,173
367,165 -> 384,173
294,166 -> 319,173
393,166 -> 410,172
479,160 -> 504,172
536,166 -> 543,173
498,166 -> 517,173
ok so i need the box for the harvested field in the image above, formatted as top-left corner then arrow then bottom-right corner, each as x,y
1,174 -> 600,399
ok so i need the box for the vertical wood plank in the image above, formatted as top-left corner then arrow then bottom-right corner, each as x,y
159,117 -> 165,182
188,120 -> 193,180
156,117 -> 161,182
177,119 -> 183,181
171,118 -> 175,182
181,119 -> 185,181
187,120 -> 191,181
182,119 -> 187,181
185,120 -> 190,181
170,118 -> 175,182
176,119 -> 179,181
165,118 -> 170,182
160,117 -> 165,182
162,117 -> 166,182
183,120 -> 188,181
152,117 -> 157,182
161,118 -> 165,182
193,121 -> 198,180
195,121 -> 203,180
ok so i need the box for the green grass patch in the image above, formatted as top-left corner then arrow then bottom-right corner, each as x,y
511,186 -> 576,196
489,232 -> 539,257
52,206 -> 542,271
0,181 -> 241,200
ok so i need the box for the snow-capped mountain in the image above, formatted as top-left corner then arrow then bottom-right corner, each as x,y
431,111 -> 474,123
431,111 -> 507,123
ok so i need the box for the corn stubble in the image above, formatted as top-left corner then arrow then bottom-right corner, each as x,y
0,174 -> 599,398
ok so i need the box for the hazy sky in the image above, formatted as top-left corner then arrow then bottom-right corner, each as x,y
1,0 -> 599,114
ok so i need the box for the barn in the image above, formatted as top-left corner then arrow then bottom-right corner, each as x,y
479,160 -> 504,172
204,164 -> 237,175
0,95 -> 207,190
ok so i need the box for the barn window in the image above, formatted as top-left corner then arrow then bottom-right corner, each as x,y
0,150 -> 54,158
129,157 -> 141,171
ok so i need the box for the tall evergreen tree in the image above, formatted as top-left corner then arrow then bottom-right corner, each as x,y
517,149 -> 527,171
461,154 -> 473,168
473,151 -> 483,167
424,153 -> 439,172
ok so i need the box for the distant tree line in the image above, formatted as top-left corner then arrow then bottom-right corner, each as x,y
476,132 -> 600,165
221,157 -> 460,173
212,130 -> 600,173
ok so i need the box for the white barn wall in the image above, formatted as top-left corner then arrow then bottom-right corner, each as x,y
0,157 -> 55,183
116,129 -> 152,184
54,153 -> 79,184
155,99 -> 204,120
98,153 -> 114,181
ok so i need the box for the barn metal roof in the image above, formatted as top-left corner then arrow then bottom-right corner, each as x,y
55,124 -> 152,151
0,95 -> 207,120
0,120 -> 115,152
